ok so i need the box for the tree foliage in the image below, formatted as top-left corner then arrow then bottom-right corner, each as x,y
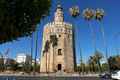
94,50 -> 103,72
43,40 -> 50,56
87,51 -> 103,73
108,55 -> 120,71
0,0 -> 51,44
50,35 -> 58,47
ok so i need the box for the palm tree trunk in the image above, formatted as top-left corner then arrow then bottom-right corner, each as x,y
91,63 -> 94,73
98,61 -> 102,73
31,33 -> 33,72
88,21 -> 97,52
98,21 -> 110,73
80,48 -> 84,74
90,64 -> 92,73
88,21 -> 97,74
92,63 -> 95,73
34,29 -> 38,75
115,33 -> 120,55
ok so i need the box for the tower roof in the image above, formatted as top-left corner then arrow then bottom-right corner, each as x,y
57,4 -> 62,9
57,0 -> 62,9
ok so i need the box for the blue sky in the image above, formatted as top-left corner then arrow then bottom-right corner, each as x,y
0,0 -> 120,63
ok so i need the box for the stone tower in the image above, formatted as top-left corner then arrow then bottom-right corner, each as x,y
40,4 -> 76,73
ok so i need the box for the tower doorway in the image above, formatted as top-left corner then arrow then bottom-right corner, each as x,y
58,64 -> 62,71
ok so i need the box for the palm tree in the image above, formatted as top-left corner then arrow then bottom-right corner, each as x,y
94,50 -> 103,73
50,35 -> 58,71
95,9 -> 110,72
69,6 -> 80,18
83,8 -> 100,74
83,8 -> 97,52
69,6 -> 83,74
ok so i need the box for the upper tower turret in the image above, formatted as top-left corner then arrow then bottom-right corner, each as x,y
54,3 -> 64,24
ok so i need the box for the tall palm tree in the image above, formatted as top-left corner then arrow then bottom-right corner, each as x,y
69,6 -> 83,74
83,8 -> 97,52
50,35 -> 58,71
95,9 -> 110,72
83,8 -> 99,74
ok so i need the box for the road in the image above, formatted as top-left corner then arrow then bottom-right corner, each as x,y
0,76 -> 112,80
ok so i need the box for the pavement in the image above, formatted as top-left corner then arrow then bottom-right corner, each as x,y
0,72 -> 112,80
0,76 -> 112,80
0,72 -> 99,77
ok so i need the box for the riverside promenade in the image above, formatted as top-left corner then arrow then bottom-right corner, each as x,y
0,72 -> 111,80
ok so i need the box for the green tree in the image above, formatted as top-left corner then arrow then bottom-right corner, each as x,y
24,62 -> 32,73
108,55 -> 120,71
0,0 -> 51,44
80,62 -> 86,74
94,50 -> 103,73
0,58 -> 4,72
5,59 -> 18,71
88,56 -> 96,73
43,40 -> 50,55
101,63 -> 108,72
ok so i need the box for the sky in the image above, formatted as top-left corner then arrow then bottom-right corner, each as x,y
0,0 -> 120,64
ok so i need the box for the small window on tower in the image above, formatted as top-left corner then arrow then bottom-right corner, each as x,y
58,49 -> 62,55
59,35 -> 61,37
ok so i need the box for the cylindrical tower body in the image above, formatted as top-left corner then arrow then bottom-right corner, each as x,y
40,4 -> 76,73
